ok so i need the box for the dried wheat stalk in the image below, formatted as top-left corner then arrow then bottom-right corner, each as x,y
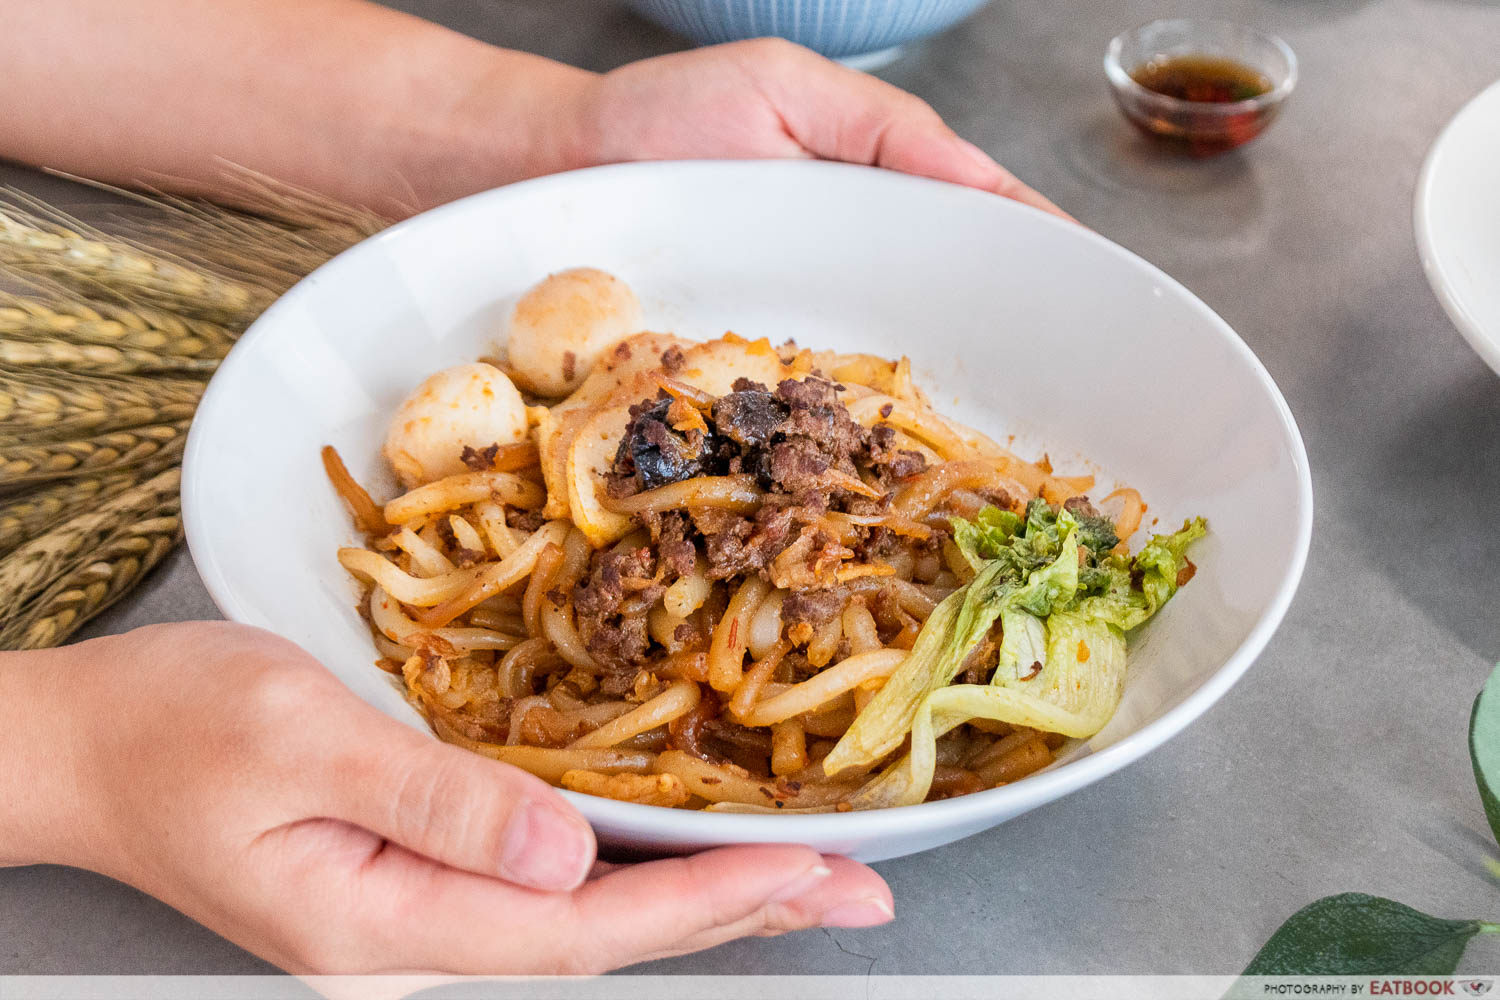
0,467 -> 181,617
0,420 -> 189,487
0,290 -> 234,358
0,450 -> 184,555
114,197 -> 384,294
0,209 -> 272,324
0,369 -> 203,443
0,513 -> 181,650
62,167 -> 389,271
0,336 -> 220,376
5,172 -> 387,310
0,512 -> 181,650
0,169 -> 390,648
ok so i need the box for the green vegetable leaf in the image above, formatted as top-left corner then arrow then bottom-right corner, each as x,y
995,606 -> 1047,682
824,513 -> 1084,778
1243,893 -> 1499,976
848,610 -> 1131,809
1008,516 -> 1081,617
953,498 -> 1119,576
1023,496 -> 1056,536
1133,516 -> 1207,615
951,505 -> 1021,570
828,501 -> 1206,797
1067,506 -> 1120,559
819,569 -> 992,777
951,499 -> 1069,578
1470,662 -> 1500,847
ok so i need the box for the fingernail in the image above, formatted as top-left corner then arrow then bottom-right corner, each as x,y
820,897 -> 895,928
499,799 -> 592,890
767,863 -> 833,904
954,136 -> 1000,172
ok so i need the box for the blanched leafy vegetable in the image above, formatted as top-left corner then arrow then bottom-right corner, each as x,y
1134,516 -> 1206,615
951,499 -> 1117,577
821,508 -> 1086,778
949,504 -> 1021,568
823,502 -> 1206,807
849,619 -> 1129,809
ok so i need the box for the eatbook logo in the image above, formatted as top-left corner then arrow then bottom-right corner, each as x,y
1461,981 -> 1493,997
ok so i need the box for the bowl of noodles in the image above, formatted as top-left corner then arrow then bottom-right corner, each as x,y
183,160 -> 1311,861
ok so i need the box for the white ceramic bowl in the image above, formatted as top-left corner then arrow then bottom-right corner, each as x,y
184,161 -> 1311,862
1416,78 -> 1500,377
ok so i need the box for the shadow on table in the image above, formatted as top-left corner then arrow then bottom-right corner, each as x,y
1409,815 -> 1500,885
1051,110 -> 1272,249
1347,366 -> 1500,663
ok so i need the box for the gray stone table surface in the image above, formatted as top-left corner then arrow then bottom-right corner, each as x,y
3,0 -> 1500,979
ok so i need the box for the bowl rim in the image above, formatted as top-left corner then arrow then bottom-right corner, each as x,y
1104,17 -> 1299,117
184,159 -> 1314,839
1413,76 -> 1500,378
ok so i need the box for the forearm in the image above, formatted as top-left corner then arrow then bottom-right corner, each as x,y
0,645 -> 101,870
0,0 -> 596,215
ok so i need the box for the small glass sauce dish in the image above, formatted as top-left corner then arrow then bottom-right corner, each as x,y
1105,19 -> 1297,155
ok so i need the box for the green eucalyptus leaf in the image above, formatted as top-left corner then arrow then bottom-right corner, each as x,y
1470,662 -> 1500,846
1243,893 -> 1497,975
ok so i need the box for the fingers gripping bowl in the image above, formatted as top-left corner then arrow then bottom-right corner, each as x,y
183,162 -> 1311,861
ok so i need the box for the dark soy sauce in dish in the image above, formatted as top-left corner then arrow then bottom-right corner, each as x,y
1129,54 -> 1272,103
1122,54 -> 1279,154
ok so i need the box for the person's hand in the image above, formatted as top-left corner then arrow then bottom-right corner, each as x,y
0,2 -> 1067,220
3,621 -> 892,974
562,38 -> 1068,219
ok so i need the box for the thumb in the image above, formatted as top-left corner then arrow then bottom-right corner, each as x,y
310,704 -> 597,891
565,846 -> 894,971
